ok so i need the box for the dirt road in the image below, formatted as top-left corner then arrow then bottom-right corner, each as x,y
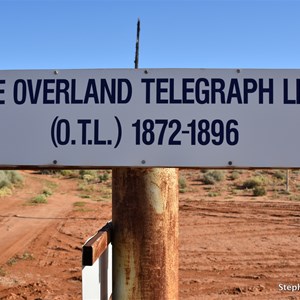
0,171 -> 83,265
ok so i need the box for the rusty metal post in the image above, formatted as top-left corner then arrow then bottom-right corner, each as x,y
111,20 -> 178,299
112,168 -> 179,299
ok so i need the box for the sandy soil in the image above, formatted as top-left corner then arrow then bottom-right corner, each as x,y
0,169 -> 300,299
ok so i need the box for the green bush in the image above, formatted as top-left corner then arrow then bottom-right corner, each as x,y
7,252 -> 34,266
79,170 -> 96,178
273,170 -> 285,180
58,170 -> 77,177
99,172 -> 110,182
0,171 -> 23,189
39,170 -> 57,175
42,188 -> 53,197
79,170 -> 100,183
241,175 -> 267,196
207,191 -> 221,197
242,177 -> 264,189
253,186 -> 266,196
30,194 -> 48,204
178,176 -> 187,193
6,171 -> 23,185
73,201 -> 87,207
202,170 -> 225,185
0,187 -> 13,197
0,173 -> 11,189
229,171 -> 240,181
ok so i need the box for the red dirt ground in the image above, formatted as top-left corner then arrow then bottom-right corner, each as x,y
1,169 -> 300,299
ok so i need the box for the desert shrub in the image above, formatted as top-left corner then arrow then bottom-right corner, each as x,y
21,252 -> 34,261
79,194 -> 91,199
202,170 -> 225,185
79,170 -> 98,181
39,170 -> 57,175
79,170 -> 111,184
0,172 -> 11,189
58,170 -> 77,177
241,175 -> 267,196
242,176 -> 264,189
7,252 -> 34,266
273,170 -> 285,180
42,188 -> 53,197
229,171 -> 240,181
99,172 -> 110,182
253,186 -> 266,196
79,170 -> 95,178
29,187 -> 54,204
0,187 -> 13,197
83,174 -> 95,183
0,171 -> 23,189
0,267 -> 6,277
5,171 -> 23,185
178,176 -> 187,193
289,194 -> 300,201
207,191 -> 221,197
73,201 -> 87,207
30,194 -> 48,204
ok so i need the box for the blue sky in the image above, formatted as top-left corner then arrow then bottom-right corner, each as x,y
1,0 -> 300,70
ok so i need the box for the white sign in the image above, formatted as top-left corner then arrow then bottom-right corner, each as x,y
0,68 -> 300,167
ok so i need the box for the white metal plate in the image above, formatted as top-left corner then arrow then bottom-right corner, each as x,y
0,68 -> 299,168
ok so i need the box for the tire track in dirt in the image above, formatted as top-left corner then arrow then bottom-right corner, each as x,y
179,196 -> 300,299
0,171 -> 83,265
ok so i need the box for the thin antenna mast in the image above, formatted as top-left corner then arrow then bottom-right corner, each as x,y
134,18 -> 140,69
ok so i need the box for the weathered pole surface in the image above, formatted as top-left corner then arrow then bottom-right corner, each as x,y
111,19 -> 179,300
112,168 -> 179,299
